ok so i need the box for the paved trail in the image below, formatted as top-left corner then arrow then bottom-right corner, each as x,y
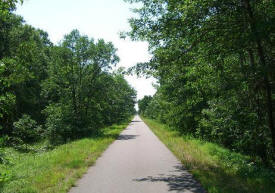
69,116 -> 205,193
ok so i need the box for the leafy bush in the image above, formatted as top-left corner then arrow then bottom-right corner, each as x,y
43,103 -> 93,145
0,136 -> 9,147
0,149 -> 11,189
12,114 -> 41,144
43,104 -> 68,145
0,170 -> 12,189
0,149 -> 7,164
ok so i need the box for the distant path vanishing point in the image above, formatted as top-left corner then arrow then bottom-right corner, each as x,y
69,115 -> 205,193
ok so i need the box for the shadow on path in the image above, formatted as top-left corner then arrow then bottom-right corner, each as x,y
131,120 -> 142,123
133,165 -> 205,193
117,134 -> 139,140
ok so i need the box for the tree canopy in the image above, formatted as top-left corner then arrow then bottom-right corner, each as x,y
0,2 -> 136,146
129,0 -> 274,164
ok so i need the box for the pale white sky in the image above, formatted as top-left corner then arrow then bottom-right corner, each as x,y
16,0 -> 156,101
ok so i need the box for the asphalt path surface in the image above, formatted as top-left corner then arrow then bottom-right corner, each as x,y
69,116 -> 205,193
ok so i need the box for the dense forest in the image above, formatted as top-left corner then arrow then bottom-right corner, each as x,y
0,0 -> 136,150
130,0 -> 274,165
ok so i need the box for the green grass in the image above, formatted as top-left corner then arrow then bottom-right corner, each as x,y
142,117 -> 275,193
0,122 -> 129,193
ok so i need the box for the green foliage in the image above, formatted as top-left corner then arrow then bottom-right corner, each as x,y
137,95 -> 152,115
143,117 -> 275,193
0,2 -> 136,147
131,0 -> 275,164
12,114 -> 41,144
42,30 -> 136,144
0,148 -> 11,189
0,122 -> 129,193
0,170 -> 12,189
0,12 -> 52,137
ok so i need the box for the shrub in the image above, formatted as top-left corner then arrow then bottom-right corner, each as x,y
43,104 -> 74,145
12,114 -> 41,144
0,148 -> 11,189
43,103 -> 100,145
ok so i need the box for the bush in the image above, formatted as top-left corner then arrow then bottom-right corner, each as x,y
0,148 -> 11,189
0,148 -> 7,164
0,136 -> 9,147
0,170 -> 12,189
12,114 -> 41,144
43,104 -> 76,145
43,103 -> 101,145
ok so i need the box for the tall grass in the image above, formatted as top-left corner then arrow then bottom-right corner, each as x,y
142,117 -> 275,193
0,123 -> 129,193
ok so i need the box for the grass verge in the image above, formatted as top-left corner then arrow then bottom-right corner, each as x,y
0,121 -> 130,193
142,117 -> 275,193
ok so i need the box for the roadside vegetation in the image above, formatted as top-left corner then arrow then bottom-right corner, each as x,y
0,1 -> 136,191
142,117 -> 275,193
0,122 -> 129,193
129,1 -> 275,191
127,0 -> 274,166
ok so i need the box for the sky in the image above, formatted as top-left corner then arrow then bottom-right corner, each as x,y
16,0 -> 156,102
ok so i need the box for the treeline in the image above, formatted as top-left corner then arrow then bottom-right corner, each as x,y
0,0 -> 136,147
129,0 -> 274,164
